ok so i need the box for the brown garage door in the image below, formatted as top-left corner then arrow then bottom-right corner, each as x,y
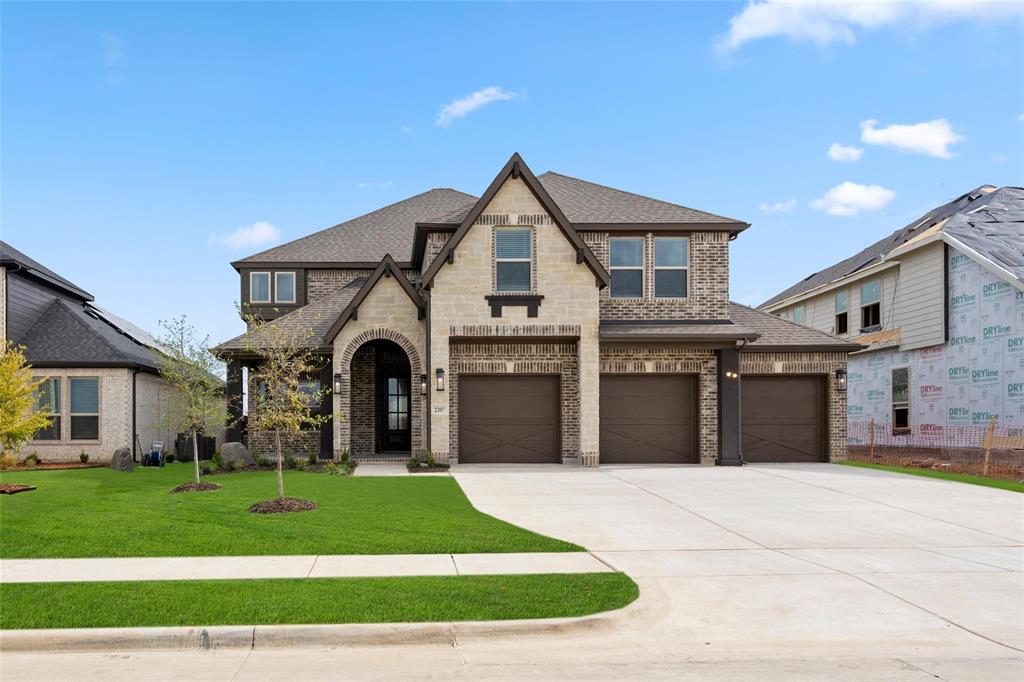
742,376 -> 825,463
600,375 -> 697,463
459,376 -> 560,463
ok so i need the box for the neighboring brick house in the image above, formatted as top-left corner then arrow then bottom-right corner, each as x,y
0,241 -> 207,462
759,186 -> 1024,449
217,154 -> 859,465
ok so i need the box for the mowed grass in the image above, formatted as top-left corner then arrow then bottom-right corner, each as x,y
840,460 -> 1024,493
0,465 -> 580,558
0,574 -> 639,629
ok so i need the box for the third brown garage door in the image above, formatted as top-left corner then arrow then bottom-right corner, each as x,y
742,376 -> 825,462
600,375 -> 697,463
459,376 -> 560,463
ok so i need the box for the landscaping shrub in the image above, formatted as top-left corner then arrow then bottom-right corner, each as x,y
228,459 -> 244,472
199,461 -> 214,475
284,454 -> 297,470
307,451 -> 317,466
165,453 -> 175,463
0,454 -> 16,471
254,454 -> 270,468
21,453 -> 39,468
79,452 -> 90,464
211,452 -> 224,471
425,449 -> 436,468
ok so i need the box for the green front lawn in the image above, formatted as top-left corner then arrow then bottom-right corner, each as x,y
840,460 -> 1024,493
0,465 -> 580,558
0,574 -> 639,629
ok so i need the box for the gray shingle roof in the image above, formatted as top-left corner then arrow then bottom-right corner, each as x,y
0,240 -> 92,301
215,278 -> 366,352
600,321 -> 760,341
730,302 -> 863,350
234,189 -> 477,265
759,185 -> 1007,309
20,299 -> 161,369
942,186 -> 1024,284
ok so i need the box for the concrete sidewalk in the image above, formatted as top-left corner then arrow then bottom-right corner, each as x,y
0,552 -> 611,583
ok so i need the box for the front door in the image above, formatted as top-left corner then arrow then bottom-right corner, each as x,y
380,375 -> 410,452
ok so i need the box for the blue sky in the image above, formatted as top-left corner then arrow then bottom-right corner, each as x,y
3,1 -> 1022,345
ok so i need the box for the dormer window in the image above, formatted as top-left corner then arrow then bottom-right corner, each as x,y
275,272 -> 296,304
250,272 -> 271,303
495,228 -> 532,292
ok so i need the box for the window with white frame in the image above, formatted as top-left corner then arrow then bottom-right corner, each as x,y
250,272 -> 271,303
654,237 -> 688,298
834,290 -> 849,334
69,377 -> 99,440
892,367 -> 910,430
610,238 -> 644,298
275,272 -> 296,304
793,304 -> 806,324
33,377 -> 61,441
494,228 -> 532,292
860,279 -> 881,331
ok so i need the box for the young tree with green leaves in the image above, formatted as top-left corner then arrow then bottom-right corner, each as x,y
0,341 -> 52,456
157,316 -> 230,485
241,313 -> 329,500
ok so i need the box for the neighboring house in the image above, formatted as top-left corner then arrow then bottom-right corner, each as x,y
217,154 -> 859,466
1,241 -> 189,462
759,186 -> 1024,446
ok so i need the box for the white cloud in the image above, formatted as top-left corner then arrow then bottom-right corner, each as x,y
859,118 -> 964,158
357,180 -> 393,189
759,198 -> 797,213
100,32 -> 126,66
717,1 -> 1019,53
827,143 -> 864,162
1018,113 -> 1024,123
436,86 -> 517,127
810,181 -> 895,216
991,152 -> 1009,163
211,221 -> 281,249
400,125 -> 414,135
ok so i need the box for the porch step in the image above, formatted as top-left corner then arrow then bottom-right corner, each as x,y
352,455 -> 412,463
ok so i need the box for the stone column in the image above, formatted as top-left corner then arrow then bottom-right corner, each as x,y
578,328 -> 600,466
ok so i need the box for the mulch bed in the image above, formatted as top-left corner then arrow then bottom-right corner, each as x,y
0,484 -> 37,495
408,465 -> 450,474
169,482 -> 223,494
248,497 -> 318,514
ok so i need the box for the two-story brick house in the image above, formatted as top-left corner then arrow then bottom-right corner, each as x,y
217,154 -> 859,465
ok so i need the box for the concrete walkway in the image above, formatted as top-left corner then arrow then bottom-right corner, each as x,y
0,552 -> 610,583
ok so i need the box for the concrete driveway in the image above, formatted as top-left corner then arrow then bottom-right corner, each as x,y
4,463 -> 1022,681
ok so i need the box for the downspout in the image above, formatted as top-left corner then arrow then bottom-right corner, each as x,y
131,368 -> 141,462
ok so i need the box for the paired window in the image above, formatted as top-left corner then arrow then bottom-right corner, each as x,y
792,304 -> 806,324
33,378 -> 62,441
69,378 -> 100,440
860,279 -> 881,331
249,272 -> 297,304
610,238 -> 645,298
495,228 -> 532,292
891,367 -> 910,430
654,238 -> 688,298
834,291 -> 849,335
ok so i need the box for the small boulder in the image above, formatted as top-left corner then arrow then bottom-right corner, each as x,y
221,442 -> 253,466
919,457 -> 936,469
108,446 -> 133,472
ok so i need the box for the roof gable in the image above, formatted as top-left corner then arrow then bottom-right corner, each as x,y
421,153 -> 610,288
0,240 -> 93,301
324,255 -> 423,341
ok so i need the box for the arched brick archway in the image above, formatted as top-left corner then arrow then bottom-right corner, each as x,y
336,328 -> 423,458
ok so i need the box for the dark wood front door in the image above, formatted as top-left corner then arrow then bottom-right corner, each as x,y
741,376 -> 825,462
600,375 -> 698,463
379,375 -> 410,452
459,376 -> 560,463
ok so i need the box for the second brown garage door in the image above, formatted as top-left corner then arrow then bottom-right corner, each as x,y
458,376 -> 560,463
600,375 -> 698,463
742,376 -> 825,462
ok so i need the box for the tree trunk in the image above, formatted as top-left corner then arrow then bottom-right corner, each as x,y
275,429 -> 284,499
192,427 -> 200,484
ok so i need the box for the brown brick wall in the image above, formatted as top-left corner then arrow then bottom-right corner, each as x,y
349,344 -> 376,456
584,231 -> 729,320
740,351 -> 849,461
599,344 -> 720,464
448,342 -> 580,462
245,374 -> 321,461
308,267 -> 421,303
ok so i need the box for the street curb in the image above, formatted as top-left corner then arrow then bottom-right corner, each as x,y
0,582 -> 663,653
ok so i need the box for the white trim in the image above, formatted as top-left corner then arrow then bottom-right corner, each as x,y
249,272 -> 271,304
274,272 -> 297,304
609,236 -> 645,299
653,236 -> 688,299
68,376 -> 100,442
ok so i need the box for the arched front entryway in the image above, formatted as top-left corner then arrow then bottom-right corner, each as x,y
337,329 -> 423,459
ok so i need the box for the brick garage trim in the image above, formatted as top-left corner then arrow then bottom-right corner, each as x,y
448,342 -> 580,463
336,328 -> 424,458
740,351 -> 849,462
599,345 -> 719,464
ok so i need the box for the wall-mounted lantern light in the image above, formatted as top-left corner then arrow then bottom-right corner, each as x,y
420,374 -> 428,395
724,370 -> 739,380
435,368 -> 446,392
835,368 -> 847,392
333,373 -> 344,395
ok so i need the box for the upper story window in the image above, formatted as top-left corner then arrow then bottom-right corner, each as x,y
250,272 -> 271,303
69,377 -> 100,441
834,290 -> 849,335
33,377 -> 61,441
610,238 -> 644,298
792,304 -> 806,324
275,272 -> 296,304
860,279 -> 881,331
654,238 -> 688,298
495,228 -> 532,292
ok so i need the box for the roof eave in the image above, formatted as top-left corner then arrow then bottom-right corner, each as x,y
760,259 -> 901,312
